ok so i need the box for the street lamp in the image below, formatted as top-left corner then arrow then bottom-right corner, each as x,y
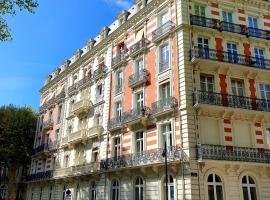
162,141 -> 168,200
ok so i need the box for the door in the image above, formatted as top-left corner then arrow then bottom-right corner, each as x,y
197,37 -> 209,58
248,17 -> 260,37
227,43 -> 238,63
136,92 -> 144,110
260,84 -> 270,111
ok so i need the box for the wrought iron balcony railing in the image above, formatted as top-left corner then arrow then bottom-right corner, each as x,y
108,117 -> 122,131
152,97 -> 178,116
68,83 -> 78,95
93,65 -> 107,79
33,144 -> 45,155
190,15 -> 270,41
78,75 -> 92,88
128,69 -> 150,88
42,119 -> 54,130
26,170 -> 53,182
100,146 -> 185,171
152,21 -> 175,42
122,106 -> 151,124
112,52 -> 126,68
55,91 -> 65,103
197,144 -> 270,164
190,47 -> 270,70
129,38 -> 149,57
193,90 -> 270,112
44,141 -> 59,151
159,62 -> 170,73
39,91 -> 65,112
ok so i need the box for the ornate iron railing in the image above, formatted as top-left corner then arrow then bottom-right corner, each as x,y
152,21 -> 175,42
190,47 -> 270,70
122,106 -> 151,124
193,90 -> 270,112
93,65 -> 107,79
55,91 -> 65,102
100,146 -> 185,171
112,52 -> 126,68
159,62 -> 170,73
68,83 -> 78,95
33,144 -> 45,155
44,141 -> 58,151
39,91 -> 65,112
128,69 -> 150,87
152,97 -> 178,115
26,170 -> 53,182
43,119 -> 54,130
78,75 -> 92,88
129,38 -> 149,57
190,15 -> 217,29
108,117 -> 122,131
190,15 -> 270,41
197,144 -> 270,164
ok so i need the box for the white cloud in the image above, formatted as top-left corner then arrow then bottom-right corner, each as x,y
103,0 -> 132,9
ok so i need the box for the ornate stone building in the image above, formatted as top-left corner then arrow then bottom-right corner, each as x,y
26,0 -> 270,199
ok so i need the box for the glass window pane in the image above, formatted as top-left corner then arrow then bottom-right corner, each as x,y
242,187 -> 249,200
208,174 -> 213,182
208,185 -> 215,200
216,186 -> 223,200
250,187 -> 257,200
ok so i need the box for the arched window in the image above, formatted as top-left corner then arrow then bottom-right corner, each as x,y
242,175 -> 257,200
135,177 -> 144,200
111,179 -> 120,200
163,175 -> 174,200
90,182 -> 97,200
207,173 -> 223,200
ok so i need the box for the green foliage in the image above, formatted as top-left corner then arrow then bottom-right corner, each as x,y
0,105 -> 37,167
0,0 -> 38,41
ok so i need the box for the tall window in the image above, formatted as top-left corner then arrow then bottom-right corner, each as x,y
90,182 -> 97,200
200,75 -> 214,92
115,101 -> 122,119
160,11 -> 169,25
163,175 -> 174,200
260,84 -> 270,100
49,186 -> 53,200
227,43 -> 238,63
92,147 -> 99,162
242,175 -> 257,200
135,177 -> 144,200
96,84 -> 103,99
160,43 -> 170,73
248,17 -> 260,37
62,186 -> 66,200
197,37 -> 209,58
194,5 -> 205,17
222,11 -> 234,32
254,48 -> 265,68
136,92 -> 144,110
136,132 -> 144,153
116,71 -> 123,94
111,179 -> 120,200
49,110 -> 53,121
114,137 -> 121,158
207,173 -> 223,200
57,105 -> 62,123
136,58 -> 144,73
55,129 -> 59,144
231,79 -> 244,96
64,155 -> 70,168
161,123 -> 173,147
160,82 -> 171,100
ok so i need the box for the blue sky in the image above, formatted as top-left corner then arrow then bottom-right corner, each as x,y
0,0 -> 132,111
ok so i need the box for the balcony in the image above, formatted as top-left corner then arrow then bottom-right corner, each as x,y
128,69 -> 150,88
42,119 -> 54,130
55,91 -> 65,103
108,117 -> 122,131
112,52 -> 127,69
33,144 -> 45,155
88,126 -> 103,139
152,21 -> 175,43
122,106 -> 151,126
68,83 -> 78,96
44,141 -> 59,151
72,99 -> 91,116
190,15 -> 270,41
193,90 -> 270,112
197,144 -> 270,164
100,146 -> 185,171
78,75 -> 92,89
190,47 -> 270,70
93,65 -> 107,80
26,170 -> 53,182
54,167 -> 72,177
129,38 -> 149,58
69,162 -> 100,176
94,94 -> 104,105
61,136 -> 68,145
69,129 -> 88,144
152,97 -> 178,117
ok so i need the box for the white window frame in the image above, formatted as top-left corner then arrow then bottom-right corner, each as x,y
207,173 -> 224,200
134,177 -> 144,200
241,175 -> 257,200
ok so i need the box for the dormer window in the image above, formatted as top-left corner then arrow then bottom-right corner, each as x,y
117,10 -> 130,26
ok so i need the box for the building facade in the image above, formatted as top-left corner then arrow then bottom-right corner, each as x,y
26,0 -> 270,199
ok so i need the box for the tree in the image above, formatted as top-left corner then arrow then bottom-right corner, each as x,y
0,105 -> 37,198
0,0 -> 38,41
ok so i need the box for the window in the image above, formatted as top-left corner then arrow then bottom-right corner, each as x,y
49,186 -> 53,200
49,111 -> 53,121
163,175 -> 174,200
248,17 -> 260,37
197,37 -> 209,58
114,137 -> 121,158
161,123 -> 173,147
76,149 -> 85,165
115,71 -> 123,94
260,84 -> 270,100
73,75 -> 78,85
90,182 -> 97,200
92,148 -> 99,162
55,129 -> 59,144
76,184 -> 80,200
160,43 -> 170,73
159,82 -> 171,100
64,155 -> 70,168
200,75 -> 214,92
222,11 -> 234,32
52,157 -> 56,171
266,128 -> 270,148
136,91 -> 144,110
207,174 -> 223,200
57,105 -> 62,123
96,84 -> 103,99
135,177 -> 144,200
227,43 -> 238,63
115,101 -> 122,119
194,5 -> 205,17
160,11 -> 169,25
39,116 -> 44,132
254,48 -> 265,68
136,58 -> 144,73
111,179 -> 120,200
39,187 -> 42,200
231,79 -> 244,96
242,175 -> 257,200
62,186 -> 66,200
136,132 -> 144,153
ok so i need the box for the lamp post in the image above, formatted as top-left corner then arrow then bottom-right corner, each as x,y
162,141 -> 168,200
